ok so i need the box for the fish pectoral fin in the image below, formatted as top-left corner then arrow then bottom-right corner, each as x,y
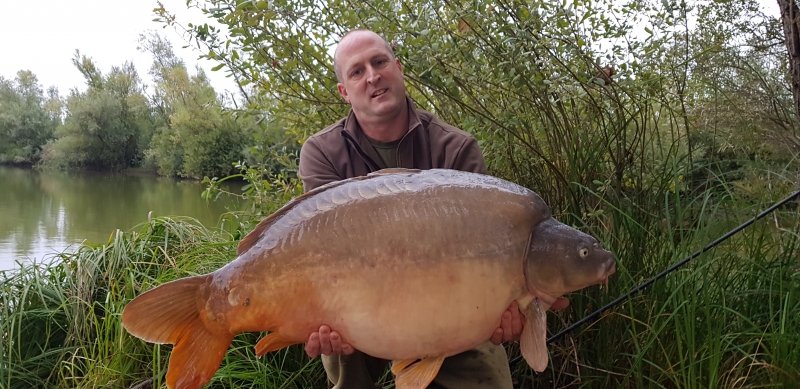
254,332 -> 301,357
519,299 -> 549,372
391,355 -> 446,389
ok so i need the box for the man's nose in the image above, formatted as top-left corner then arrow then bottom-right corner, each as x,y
366,66 -> 381,83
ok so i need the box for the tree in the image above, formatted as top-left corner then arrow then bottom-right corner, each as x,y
776,0 -> 800,150
0,70 -> 61,164
157,0 -> 667,212
140,32 -> 250,178
40,53 -> 152,171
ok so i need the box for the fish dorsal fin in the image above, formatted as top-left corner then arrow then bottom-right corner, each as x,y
519,299 -> 549,372
237,178 -> 359,255
237,169 -> 424,256
391,355 -> 446,389
369,168 -> 422,175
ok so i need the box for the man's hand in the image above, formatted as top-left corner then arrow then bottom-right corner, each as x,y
306,297 -> 572,356
490,297 -> 570,345
304,325 -> 355,358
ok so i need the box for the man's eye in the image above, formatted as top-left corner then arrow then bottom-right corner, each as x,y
351,69 -> 362,76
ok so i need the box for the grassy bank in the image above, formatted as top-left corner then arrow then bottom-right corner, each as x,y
0,217 -> 329,389
1,184 -> 798,388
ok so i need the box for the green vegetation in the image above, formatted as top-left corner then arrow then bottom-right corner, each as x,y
0,34 -> 295,179
0,71 -> 62,165
1,189 -> 796,388
40,54 -> 152,171
0,217 -> 326,389
2,0 -> 800,387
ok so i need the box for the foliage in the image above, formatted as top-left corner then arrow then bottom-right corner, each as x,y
2,0 -> 800,387
655,0 -> 799,193
140,33 -> 256,179
0,217 -> 329,389
0,71 -> 62,164
39,53 -> 154,171
202,142 -> 302,238
2,189 -> 798,388
0,33 -> 269,179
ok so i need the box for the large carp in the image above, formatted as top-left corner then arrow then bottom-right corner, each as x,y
122,168 -> 616,389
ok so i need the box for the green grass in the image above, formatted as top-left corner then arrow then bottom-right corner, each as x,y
1,183 -> 798,388
508,171 -> 800,388
0,217 -> 326,389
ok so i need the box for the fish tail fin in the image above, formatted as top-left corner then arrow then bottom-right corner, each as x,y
122,275 -> 234,389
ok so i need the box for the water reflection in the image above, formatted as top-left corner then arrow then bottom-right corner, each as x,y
0,166 -> 240,269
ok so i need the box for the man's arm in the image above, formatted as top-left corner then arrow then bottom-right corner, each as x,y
452,136 -> 488,175
298,136 -> 343,192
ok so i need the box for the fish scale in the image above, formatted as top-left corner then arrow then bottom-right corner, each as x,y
121,168 -> 616,389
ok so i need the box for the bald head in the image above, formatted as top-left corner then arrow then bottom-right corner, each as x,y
333,30 -> 396,83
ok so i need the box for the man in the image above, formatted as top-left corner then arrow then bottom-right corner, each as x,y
298,29 -> 567,389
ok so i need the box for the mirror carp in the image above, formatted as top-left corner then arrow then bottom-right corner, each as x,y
122,168 -> 616,389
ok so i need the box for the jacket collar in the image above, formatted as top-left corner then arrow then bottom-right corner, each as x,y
341,95 -> 422,143
341,95 -> 423,170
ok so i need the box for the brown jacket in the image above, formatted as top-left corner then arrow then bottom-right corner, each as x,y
299,96 -> 487,191
298,97 -> 511,388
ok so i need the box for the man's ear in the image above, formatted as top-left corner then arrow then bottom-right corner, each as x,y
337,83 -> 350,104
396,58 -> 403,73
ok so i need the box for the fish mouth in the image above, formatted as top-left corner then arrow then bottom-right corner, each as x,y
606,260 -> 616,276
600,260 -> 616,291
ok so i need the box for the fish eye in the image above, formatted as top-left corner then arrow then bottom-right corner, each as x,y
579,247 -> 589,258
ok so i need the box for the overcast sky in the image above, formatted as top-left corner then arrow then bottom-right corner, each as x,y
0,0 -> 239,96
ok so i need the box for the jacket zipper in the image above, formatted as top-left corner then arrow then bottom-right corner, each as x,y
394,126 -> 415,167
341,130 -> 381,173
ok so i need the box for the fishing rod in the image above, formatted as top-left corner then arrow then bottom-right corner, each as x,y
509,188 -> 800,368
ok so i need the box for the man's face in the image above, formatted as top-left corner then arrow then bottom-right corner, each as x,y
336,32 -> 407,123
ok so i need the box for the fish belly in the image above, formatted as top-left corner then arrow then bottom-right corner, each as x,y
226,169 -> 543,360
319,257 -> 526,360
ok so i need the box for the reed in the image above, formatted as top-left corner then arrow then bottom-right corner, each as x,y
1,175 -> 798,388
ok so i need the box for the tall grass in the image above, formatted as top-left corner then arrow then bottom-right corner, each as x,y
1,162 -> 799,389
0,217 -> 325,389
508,163 -> 800,388
1,179 -> 797,388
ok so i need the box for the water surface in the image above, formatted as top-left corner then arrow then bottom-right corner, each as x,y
0,166 -> 240,270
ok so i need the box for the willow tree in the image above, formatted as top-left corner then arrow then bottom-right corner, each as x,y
0,71 -> 61,164
40,53 -> 152,171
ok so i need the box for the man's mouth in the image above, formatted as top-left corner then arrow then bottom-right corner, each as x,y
372,89 -> 388,98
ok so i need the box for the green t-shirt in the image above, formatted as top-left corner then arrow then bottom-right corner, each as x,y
365,136 -> 401,169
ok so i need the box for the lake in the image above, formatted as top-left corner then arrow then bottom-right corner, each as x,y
0,165 -> 241,270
